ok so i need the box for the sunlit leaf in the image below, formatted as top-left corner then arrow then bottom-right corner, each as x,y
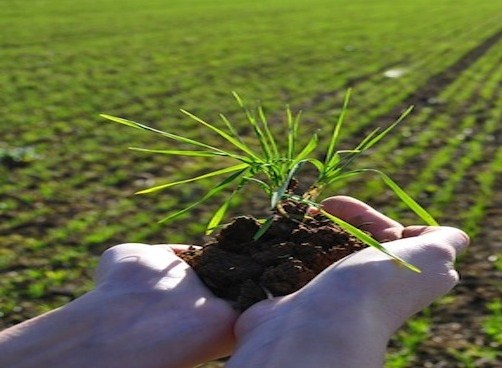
181,109 -> 263,162
101,114 -> 223,153
359,106 -> 414,151
129,147 -> 231,158
293,133 -> 318,164
321,210 -> 421,273
360,169 -> 439,226
206,189 -> 239,235
271,160 -> 306,209
253,215 -> 274,240
136,163 -> 248,194
258,106 -> 280,160
326,89 -> 351,167
159,168 -> 248,223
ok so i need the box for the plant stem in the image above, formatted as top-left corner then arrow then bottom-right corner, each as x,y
303,184 -> 323,201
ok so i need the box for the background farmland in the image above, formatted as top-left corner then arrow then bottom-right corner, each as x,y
1,0 -> 501,366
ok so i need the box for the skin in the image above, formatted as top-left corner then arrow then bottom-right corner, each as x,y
0,243 -> 238,368
0,196 -> 469,368
226,196 -> 469,368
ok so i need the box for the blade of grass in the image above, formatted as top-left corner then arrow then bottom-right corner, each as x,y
258,106 -> 280,160
206,186 -> 241,235
325,89 -> 351,167
321,210 -> 421,272
253,215 -> 274,240
136,163 -> 249,194
242,176 -> 272,195
233,92 -> 273,161
359,169 -> 439,226
328,107 -> 413,178
292,133 -> 318,164
360,106 -> 414,151
220,113 -> 245,144
286,106 -> 296,160
331,106 -> 414,176
159,168 -> 248,223
129,147 -> 239,158
101,114 -> 224,153
326,130 -> 382,177
354,127 -> 382,151
323,169 -> 363,184
271,160 -> 306,209
100,114 -> 142,129
180,109 -> 263,162
231,91 -> 244,107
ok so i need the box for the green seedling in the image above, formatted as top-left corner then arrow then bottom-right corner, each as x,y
101,90 -> 438,272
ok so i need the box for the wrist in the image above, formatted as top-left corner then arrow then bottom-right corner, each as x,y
0,287 -> 235,368
0,291 -> 106,368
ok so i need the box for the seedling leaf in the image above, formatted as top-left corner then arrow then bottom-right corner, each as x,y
286,106 -> 298,160
220,113 -> 244,144
136,163 -> 249,194
101,114 -> 224,153
253,216 -> 274,240
258,106 -> 280,160
206,187 -> 241,235
320,210 -> 421,273
325,89 -> 351,167
129,147 -> 233,158
293,133 -> 318,164
359,106 -> 414,151
360,169 -> 439,226
158,168 -> 248,223
181,109 -> 262,162
271,160 -> 306,209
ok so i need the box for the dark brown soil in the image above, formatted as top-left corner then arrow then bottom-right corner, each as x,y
179,201 -> 366,310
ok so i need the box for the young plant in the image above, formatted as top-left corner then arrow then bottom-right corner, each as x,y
101,90 -> 438,272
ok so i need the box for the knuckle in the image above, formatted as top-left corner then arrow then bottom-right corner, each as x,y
426,241 -> 456,262
100,243 -> 147,262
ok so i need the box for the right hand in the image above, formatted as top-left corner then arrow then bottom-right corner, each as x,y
227,196 -> 469,368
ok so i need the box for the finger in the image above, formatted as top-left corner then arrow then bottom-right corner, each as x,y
403,226 -> 470,256
95,243 -> 150,282
370,226 -> 470,275
95,243 -> 187,282
401,225 -> 433,238
94,243 -> 195,285
320,196 -> 404,241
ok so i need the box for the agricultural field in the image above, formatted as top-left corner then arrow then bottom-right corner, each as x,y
1,0 -> 501,366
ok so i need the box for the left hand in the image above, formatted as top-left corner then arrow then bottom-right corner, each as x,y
91,242 -> 238,368
0,243 -> 238,368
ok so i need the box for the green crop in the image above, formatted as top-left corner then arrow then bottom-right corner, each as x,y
101,91 -> 438,272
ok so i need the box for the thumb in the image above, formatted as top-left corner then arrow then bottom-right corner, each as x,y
401,226 -> 470,257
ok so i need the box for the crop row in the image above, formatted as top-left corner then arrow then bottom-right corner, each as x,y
2,1 -> 500,253
2,2 -> 500,133
347,36 -> 502,224
2,3 -> 502,351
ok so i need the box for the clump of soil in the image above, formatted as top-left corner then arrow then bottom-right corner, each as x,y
179,200 -> 367,310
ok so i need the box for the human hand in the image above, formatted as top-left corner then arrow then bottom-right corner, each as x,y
92,243 -> 238,367
226,196 -> 469,368
0,243 -> 237,368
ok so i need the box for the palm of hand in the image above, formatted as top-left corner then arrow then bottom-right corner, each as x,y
235,196 -> 468,340
94,243 -> 238,364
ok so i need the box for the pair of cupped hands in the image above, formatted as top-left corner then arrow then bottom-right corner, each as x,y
0,196 -> 469,368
